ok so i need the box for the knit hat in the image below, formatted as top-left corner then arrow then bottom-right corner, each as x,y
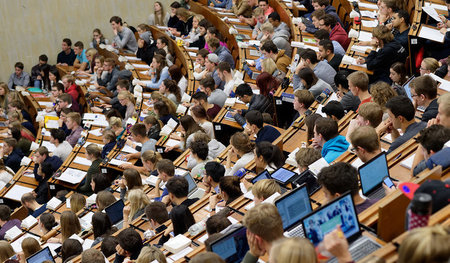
400,180 -> 450,213
207,53 -> 219,64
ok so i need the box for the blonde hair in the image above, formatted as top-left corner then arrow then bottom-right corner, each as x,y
262,58 -> 278,75
347,71 -> 369,91
421,57 -> 440,73
109,116 -> 123,129
85,48 -> 98,59
128,189 -> 150,222
21,237 -> 41,259
438,93 -> 450,117
62,74 -> 75,84
136,246 -> 167,263
358,102 -> 384,127
253,7 -> 264,17
118,90 -> 135,104
398,225 -> 450,263
370,81 -> 397,109
270,237 -> 317,263
67,112 -> 81,125
194,14 -> 204,22
8,110 -> 23,122
8,91 -> 25,105
243,203 -> 283,243
86,143 -> 102,158
0,240 -> 14,262
252,179 -> 281,200
141,150 -> 162,165
261,22 -> 274,33
70,193 -> 86,213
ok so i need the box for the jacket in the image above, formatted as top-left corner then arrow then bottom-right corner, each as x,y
274,22 -> 291,38
366,40 -> 407,83
324,5 -> 343,27
4,148 -> 24,173
321,135 -> 349,163
275,50 -> 291,73
215,45 -> 235,69
272,31 -> 292,57
232,0 -> 252,17
65,84 -> 79,103
34,155 -> 63,182
234,94 -> 273,126
330,23 -> 350,50
78,158 -> 102,195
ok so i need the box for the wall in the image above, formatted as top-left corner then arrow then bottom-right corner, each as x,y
0,0 -> 171,83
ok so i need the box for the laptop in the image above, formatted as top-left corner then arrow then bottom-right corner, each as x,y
26,247 -> 55,263
301,192 -> 381,262
358,152 -> 389,200
275,184 -> 312,238
292,169 -> 322,196
183,173 -> 205,200
105,199 -> 125,229
403,76 -> 425,111
210,226 -> 249,263
270,167 -> 298,185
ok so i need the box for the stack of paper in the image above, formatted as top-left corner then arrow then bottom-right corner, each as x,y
21,215 -> 38,229
41,141 -> 56,152
4,185 -> 34,202
163,234 -> 192,254
58,168 -> 87,184
165,139 -> 180,148
73,156 -> 93,166
88,128 -> 103,137
47,197 -> 62,210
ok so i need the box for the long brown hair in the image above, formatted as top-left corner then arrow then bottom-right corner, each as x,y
153,54 -> 167,82
180,115 -> 205,148
60,211 -> 81,242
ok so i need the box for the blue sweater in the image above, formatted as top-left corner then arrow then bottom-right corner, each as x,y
146,67 -> 170,89
322,135 -> 349,163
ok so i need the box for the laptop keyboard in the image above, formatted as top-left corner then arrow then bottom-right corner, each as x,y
327,237 -> 381,263
285,224 -> 305,238
368,187 -> 386,200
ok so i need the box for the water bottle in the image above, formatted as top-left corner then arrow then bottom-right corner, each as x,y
407,193 -> 432,230
188,220 -> 206,236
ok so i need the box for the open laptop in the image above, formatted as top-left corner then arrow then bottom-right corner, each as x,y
27,247 -> 55,263
183,173 -> 205,200
301,192 -> 381,262
275,184 -> 312,238
292,169 -> 322,196
404,76 -> 425,111
358,152 -> 389,200
105,199 -> 125,229
209,226 -> 249,263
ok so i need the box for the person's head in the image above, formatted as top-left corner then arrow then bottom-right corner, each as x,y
260,40 -> 278,59
410,75 -> 438,107
437,93 -> 450,128
50,128 -> 66,145
81,249 -> 105,263
34,146 -> 50,164
0,241 -> 14,263
60,211 -> 81,242
141,150 -> 162,172
109,16 -> 123,30
0,205 -> 11,224
243,203 -> 283,250
254,141 -> 285,170
85,143 -> 101,161
128,189 -> 150,220
245,110 -> 264,132
299,48 -> 319,67
191,105 -> 209,123
73,41 -> 84,56
197,19 -> 211,36
317,162 -> 359,202
156,36 -> 169,50
21,237 -> 41,259
199,76 -> 215,95
389,62 -> 407,85
219,176 -> 242,204
101,236 -> 119,258
135,246 -> 167,263
234,83 -> 254,103
130,123 -> 147,143
370,81 -> 397,110
92,212 -> 112,239
268,12 -> 281,27
347,71 -> 369,97
179,115 -> 204,142
190,140 -> 209,161
170,204 -> 195,235
91,173 -> 111,193
21,192 -> 37,209
253,7 -> 266,25
311,10 -> 326,28
62,38 -> 72,51
420,57 -> 439,75
295,148 -> 322,172
118,90 -> 135,107
205,54 -> 219,71
0,83 -> 9,98
153,100 -> 170,117
205,214 -> 231,235
176,7 -> 190,21
13,62 -> 24,77
416,124 -> 450,160
204,161 -> 225,187
269,237 -> 318,263
261,57 -> 277,75
318,39 -> 334,60
96,190 -> 117,211
314,117 -> 339,145
166,176 -> 189,202
116,228 -> 143,257
312,0 -> 330,9
392,9 -> 410,29
386,96 -> 416,128
293,89 -> 314,114
256,72 -> 279,97
102,130 -> 116,145
217,62 -> 232,81
69,193 -> 86,213
230,132 -> 255,154
372,25 -> 394,46
349,126 -> 381,162
66,112 -> 81,130
318,14 -> 337,32
305,113 -> 322,144
322,101 -> 345,120
39,212 -> 56,234
57,93 -> 73,110
85,48 -> 98,63
252,179 -> 281,204
196,48 -> 209,66
157,159 -> 175,182
260,21 -> 275,38
2,138 -> 16,155
122,168 -> 143,191
190,252 -> 226,263
143,115 -> 160,130
145,202 -> 169,229
398,225 -> 450,263
357,102 -> 383,128
161,79 -> 181,102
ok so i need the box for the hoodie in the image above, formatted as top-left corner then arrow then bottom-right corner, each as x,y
272,31 -> 292,57
274,22 -> 291,38
330,23 -> 350,50
215,45 -> 235,69
322,135 -> 349,163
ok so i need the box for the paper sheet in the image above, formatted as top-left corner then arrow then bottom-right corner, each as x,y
58,168 -> 87,184
121,145 -> 138,154
418,26 -> 445,43
41,141 -> 56,152
132,63 -> 151,69
38,101 -> 54,108
361,10 -> 377,18
45,120 -> 59,129
361,20 -> 378,28
73,156 -> 93,166
11,233 -> 40,253
165,139 -> 181,148
169,247 -> 194,261
422,5 -> 442,22
424,2 -> 448,11
4,184 -> 34,201
109,159 -> 132,166
358,31 -> 373,42
89,128 -> 103,137
400,154 -> 415,170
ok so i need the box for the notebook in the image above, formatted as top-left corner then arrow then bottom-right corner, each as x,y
105,199 -> 125,229
209,226 -> 249,263
302,192 -> 381,262
358,152 -> 389,199
26,247 -> 55,263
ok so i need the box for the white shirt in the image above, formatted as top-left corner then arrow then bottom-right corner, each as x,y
52,141 -> 73,162
200,121 -> 215,139
226,152 -> 255,176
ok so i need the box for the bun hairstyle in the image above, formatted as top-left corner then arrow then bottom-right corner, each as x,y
219,176 -> 243,204
230,132 -> 255,154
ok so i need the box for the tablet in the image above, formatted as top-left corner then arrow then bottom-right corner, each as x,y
270,167 -> 297,184
251,170 -> 271,184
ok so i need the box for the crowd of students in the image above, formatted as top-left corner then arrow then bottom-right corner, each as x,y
0,0 -> 450,262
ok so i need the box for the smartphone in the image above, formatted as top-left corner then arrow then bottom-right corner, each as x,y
383,176 -> 395,188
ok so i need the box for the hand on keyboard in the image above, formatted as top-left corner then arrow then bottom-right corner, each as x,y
323,226 -> 353,263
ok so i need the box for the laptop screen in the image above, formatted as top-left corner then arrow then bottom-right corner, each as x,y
358,152 -> 389,195
183,173 -> 197,194
27,247 -> 55,263
403,76 -> 415,101
251,170 -> 270,184
302,193 -> 360,246
105,199 -> 124,225
210,226 -> 249,263
271,167 -> 297,184
275,185 -> 312,230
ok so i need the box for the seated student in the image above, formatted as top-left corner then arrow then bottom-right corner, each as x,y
114,228 -> 143,263
30,54 -> 48,87
318,39 -> 343,72
117,90 -> 136,122
7,110 -> 36,137
0,138 -> 23,173
209,176 -> 243,212
254,141 -> 285,173
21,193 -> 47,217
294,67 -> 332,98
313,117 -> 349,163
252,7 -> 267,40
378,96 -> 427,153
167,176 -> 200,207
154,100 -> 178,125
18,237 -> 41,262
294,48 -> 336,90
268,12 -> 290,38
143,115 -> 162,141
148,1 -> 170,26
241,203 -> 284,263
389,62 -> 408,96
69,193 -> 86,214
216,62 -> 236,96
392,10 -> 410,49
410,76 -> 439,122
185,14 -> 204,44
318,14 -> 350,50
318,162 -> 378,213
77,144 -> 102,195
134,246 -> 167,263
356,25 -> 407,84
7,62 -> 30,90
61,74 -> 79,103
238,0 -> 258,25
91,212 -> 114,247
169,8 -> 193,37
8,98 -> 32,123
58,108 -> 73,136
292,90 -> 314,123
158,79 -> 180,107
154,159 -> 176,203
412,125 -> 450,176
165,116 -> 205,152
73,41 -> 88,71
37,212 -> 57,236
65,112 -> 84,147
226,132 -> 255,175
312,0 -> 342,25
191,105 -> 215,139
109,116 -> 126,140
269,237 -> 317,263
232,83 -> 273,126
123,189 -> 150,228
203,161 -> 226,195
209,39 -> 235,71
57,38 -> 77,66
61,239 -> 83,262
110,16 -> 138,53
244,110 -> 281,143
193,48 -> 209,78
155,36 -> 174,65
101,130 -> 116,159
32,145 -> 62,179
189,141 -> 211,178
260,40 -> 290,74
232,0 -> 252,17
94,58 -> 120,97
122,124 -> 157,163
141,55 -> 171,90
428,93 -> 450,128
192,91 -> 222,120
81,248 -> 105,263
299,9 -> 325,34
333,72 -> 359,112
0,205 -> 21,240
187,132 -> 226,170
206,214 -> 232,236
10,126 -> 30,157
260,22 -> 292,57
202,54 -> 225,90
419,57 -> 440,76
136,28 -> 157,66
346,102 -> 383,141
197,76 -> 226,108
349,126 -> 382,164
57,93 -> 80,113
144,201 -> 170,245
117,168 -> 144,200
96,191 -> 117,210
295,147 -> 322,173
50,82 -> 64,103
347,71 -> 372,111
251,179 -> 281,205
169,65 -> 188,96
322,101 -> 345,121
314,29 -> 346,56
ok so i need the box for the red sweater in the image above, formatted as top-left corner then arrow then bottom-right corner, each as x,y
330,23 -> 350,51
66,84 -> 79,103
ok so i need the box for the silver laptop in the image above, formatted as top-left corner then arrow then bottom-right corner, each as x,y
183,173 -> 205,200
